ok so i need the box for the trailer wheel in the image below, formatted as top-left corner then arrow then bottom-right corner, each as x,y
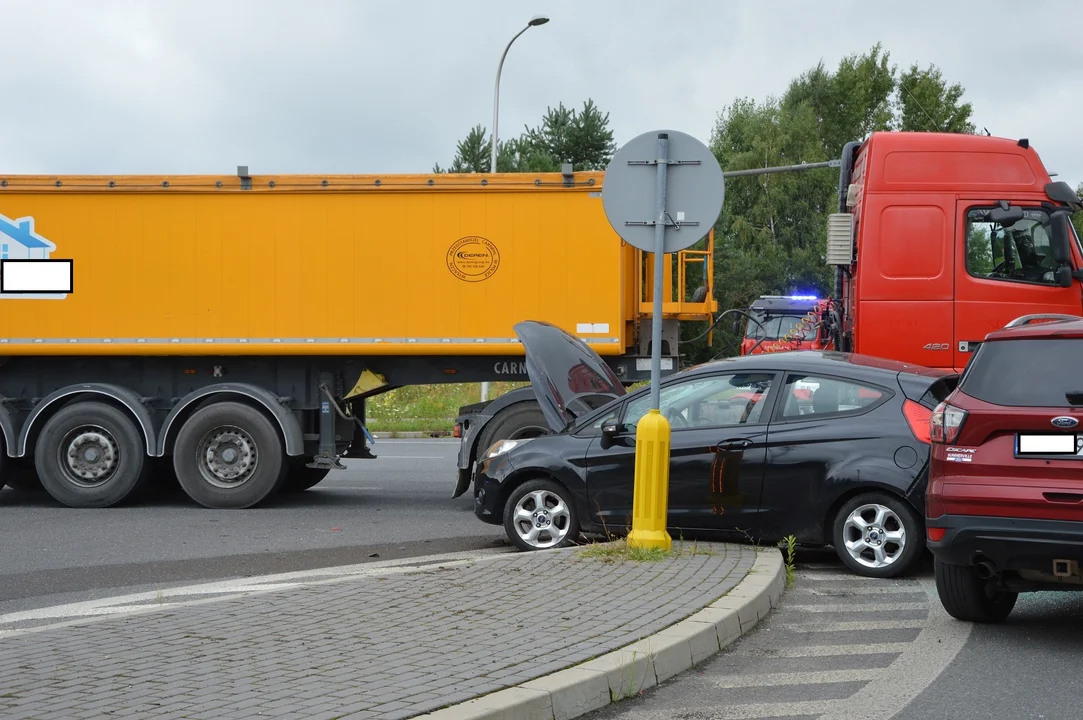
173,401 -> 285,509
476,400 -> 550,459
281,457 -> 331,493
34,401 -> 149,508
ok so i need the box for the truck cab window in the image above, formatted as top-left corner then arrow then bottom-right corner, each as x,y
966,208 -> 1060,285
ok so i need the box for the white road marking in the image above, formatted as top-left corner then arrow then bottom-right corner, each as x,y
0,547 -> 513,638
770,642 -> 912,657
784,601 -> 929,612
817,577 -> 972,720
774,619 -> 927,631
371,456 -> 446,459
708,668 -> 882,688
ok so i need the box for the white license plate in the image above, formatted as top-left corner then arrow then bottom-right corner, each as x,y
1017,433 -> 1083,456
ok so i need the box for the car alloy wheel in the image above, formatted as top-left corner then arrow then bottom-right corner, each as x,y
503,478 -> 580,551
832,491 -> 923,578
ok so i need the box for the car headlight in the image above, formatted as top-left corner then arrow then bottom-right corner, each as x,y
485,438 -> 533,459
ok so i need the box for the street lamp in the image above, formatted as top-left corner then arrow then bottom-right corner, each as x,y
483,13 -> 548,403
489,14 -> 550,174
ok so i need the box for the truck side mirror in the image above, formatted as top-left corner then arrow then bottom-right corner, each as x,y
731,318 -> 741,334
1050,210 -> 1072,266
1056,266 -> 1073,288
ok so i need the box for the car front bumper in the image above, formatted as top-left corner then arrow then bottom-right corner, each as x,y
927,514 -> 1083,571
471,454 -> 516,526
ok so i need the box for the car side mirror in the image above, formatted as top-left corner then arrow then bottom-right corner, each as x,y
1050,210 -> 1072,266
600,420 -> 621,449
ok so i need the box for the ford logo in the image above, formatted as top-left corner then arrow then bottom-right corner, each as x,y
1051,416 -> 1079,428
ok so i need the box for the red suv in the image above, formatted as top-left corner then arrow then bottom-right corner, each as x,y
926,313 -> 1083,622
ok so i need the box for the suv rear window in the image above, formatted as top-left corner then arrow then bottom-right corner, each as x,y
960,338 -> 1083,407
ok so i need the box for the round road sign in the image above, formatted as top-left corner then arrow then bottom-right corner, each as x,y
601,129 -> 724,254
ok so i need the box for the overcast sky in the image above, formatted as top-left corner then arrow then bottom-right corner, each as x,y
2,0 -> 1080,188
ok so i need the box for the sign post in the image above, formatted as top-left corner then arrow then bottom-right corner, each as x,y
601,130 -> 724,550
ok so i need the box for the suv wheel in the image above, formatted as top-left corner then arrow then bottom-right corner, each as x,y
503,478 -> 580,552
934,559 -> 1018,623
831,492 -> 923,578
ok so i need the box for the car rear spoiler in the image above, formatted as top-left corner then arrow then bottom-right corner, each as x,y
897,372 -> 959,409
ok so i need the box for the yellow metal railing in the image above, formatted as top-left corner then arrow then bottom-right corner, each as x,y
637,229 -> 717,321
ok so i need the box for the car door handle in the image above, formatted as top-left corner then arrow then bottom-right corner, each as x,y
713,438 -> 753,452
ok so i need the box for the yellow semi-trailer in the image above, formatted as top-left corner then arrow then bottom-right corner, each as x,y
0,167 -> 715,509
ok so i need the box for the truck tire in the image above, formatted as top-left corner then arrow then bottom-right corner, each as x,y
34,401 -> 149,508
281,457 -> 331,493
934,558 -> 1017,623
173,401 -> 285,509
476,400 -> 550,460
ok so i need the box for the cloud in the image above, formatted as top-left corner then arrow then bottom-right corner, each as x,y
0,0 -> 1078,187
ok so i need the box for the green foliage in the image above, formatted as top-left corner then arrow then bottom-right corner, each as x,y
1074,183 -> 1083,240
434,98 -> 616,174
897,63 -> 976,134
366,382 -> 527,432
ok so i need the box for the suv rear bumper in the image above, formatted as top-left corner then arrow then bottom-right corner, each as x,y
927,514 -> 1083,570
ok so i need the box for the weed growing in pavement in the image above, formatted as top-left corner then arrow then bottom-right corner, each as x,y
779,534 -> 797,587
578,539 -> 667,563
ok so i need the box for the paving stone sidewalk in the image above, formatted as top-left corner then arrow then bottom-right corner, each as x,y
0,542 -> 757,720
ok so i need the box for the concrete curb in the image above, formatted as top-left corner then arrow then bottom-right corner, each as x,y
411,546 -> 787,720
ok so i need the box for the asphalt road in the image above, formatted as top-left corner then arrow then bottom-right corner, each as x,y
0,439 -> 505,616
586,550 -> 1083,720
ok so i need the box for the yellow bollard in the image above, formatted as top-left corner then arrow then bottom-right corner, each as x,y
626,408 -> 672,551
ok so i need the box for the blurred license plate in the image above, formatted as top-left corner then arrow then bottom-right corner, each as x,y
1017,434 -> 1082,455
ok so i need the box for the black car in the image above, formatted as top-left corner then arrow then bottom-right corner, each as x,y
468,321 -> 959,578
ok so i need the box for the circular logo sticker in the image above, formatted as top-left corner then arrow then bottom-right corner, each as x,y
447,236 -> 500,282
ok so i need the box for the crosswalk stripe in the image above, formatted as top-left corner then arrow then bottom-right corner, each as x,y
708,668 -> 881,689
768,642 -> 911,657
774,619 -> 927,631
797,585 -> 928,596
783,601 -> 929,612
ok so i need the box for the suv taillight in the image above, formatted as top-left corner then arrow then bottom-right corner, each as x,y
930,401 -> 968,444
903,400 -> 932,444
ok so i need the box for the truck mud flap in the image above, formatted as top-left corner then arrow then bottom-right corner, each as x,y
453,468 -> 472,499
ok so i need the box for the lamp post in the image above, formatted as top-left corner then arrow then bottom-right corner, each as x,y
482,13 -> 549,403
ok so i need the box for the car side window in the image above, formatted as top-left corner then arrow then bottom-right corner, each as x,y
779,374 -> 885,419
965,207 -> 1062,286
621,373 -> 776,431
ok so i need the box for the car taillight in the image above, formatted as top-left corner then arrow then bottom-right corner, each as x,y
930,401 -> 968,444
903,400 -> 932,444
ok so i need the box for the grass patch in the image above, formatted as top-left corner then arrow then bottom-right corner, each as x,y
577,535 -> 718,563
365,382 -> 528,433
578,539 -> 669,563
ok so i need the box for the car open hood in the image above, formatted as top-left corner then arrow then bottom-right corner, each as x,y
513,320 -> 627,432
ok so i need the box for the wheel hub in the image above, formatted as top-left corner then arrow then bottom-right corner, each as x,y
64,429 -> 118,484
866,525 -> 885,546
533,510 -> 552,529
202,428 -> 256,486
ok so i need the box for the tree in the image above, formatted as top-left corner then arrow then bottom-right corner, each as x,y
434,98 -> 616,174
1073,183 -> 1083,240
896,63 -> 975,133
432,124 -> 490,174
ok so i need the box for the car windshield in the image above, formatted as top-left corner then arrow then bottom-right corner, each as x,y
960,338 -> 1083,407
745,312 -> 815,341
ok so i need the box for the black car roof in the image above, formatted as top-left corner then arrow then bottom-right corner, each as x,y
679,350 -> 955,383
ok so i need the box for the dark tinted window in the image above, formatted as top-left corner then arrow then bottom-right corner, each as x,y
961,339 -> 1083,407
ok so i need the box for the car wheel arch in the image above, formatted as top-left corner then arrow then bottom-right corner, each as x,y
820,483 -> 922,546
496,469 -> 588,525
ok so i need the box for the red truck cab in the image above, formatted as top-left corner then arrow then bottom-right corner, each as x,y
827,132 -> 1083,373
